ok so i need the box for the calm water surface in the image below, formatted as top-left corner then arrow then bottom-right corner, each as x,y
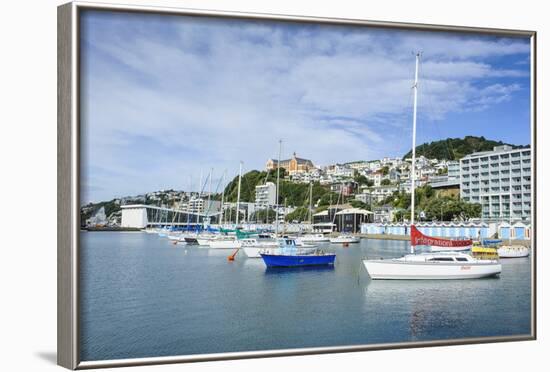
80,232 -> 531,361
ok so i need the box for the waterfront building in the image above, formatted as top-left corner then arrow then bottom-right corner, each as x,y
254,182 -> 276,208
312,204 -> 350,226
460,145 -> 531,221
334,208 -> 373,233
121,204 -> 209,228
265,152 -> 315,174
311,210 -> 335,233
360,221 -> 531,240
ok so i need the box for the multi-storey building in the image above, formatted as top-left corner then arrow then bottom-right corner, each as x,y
185,197 -> 205,214
185,198 -> 221,215
255,182 -> 276,208
460,145 -> 531,221
266,152 -> 315,174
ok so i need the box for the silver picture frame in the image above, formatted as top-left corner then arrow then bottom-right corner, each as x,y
57,1 -> 537,369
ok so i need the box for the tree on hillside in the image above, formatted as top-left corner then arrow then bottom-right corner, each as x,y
402,136 -> 527,160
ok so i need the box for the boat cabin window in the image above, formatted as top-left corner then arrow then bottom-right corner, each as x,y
428,257 -> 455,262
455,257 -> 469,262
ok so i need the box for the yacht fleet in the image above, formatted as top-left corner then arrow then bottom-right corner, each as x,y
143,54 -> 529,276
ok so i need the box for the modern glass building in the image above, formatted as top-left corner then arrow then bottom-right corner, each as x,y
460,145 -> 531,221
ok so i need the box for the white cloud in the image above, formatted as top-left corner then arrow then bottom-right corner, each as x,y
80,13 -> 530,202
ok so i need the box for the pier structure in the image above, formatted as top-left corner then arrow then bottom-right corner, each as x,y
121,204 -> 221,229
120,204 -> 314,232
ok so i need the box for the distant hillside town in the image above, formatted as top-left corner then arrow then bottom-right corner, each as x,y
82,137 -> 531,230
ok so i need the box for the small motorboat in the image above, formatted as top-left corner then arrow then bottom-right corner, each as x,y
497,245 -> 529,258
261,251 -> 336,267
298,233 -> 330,243
259,238 -> 335,267
329,235 -> 360,244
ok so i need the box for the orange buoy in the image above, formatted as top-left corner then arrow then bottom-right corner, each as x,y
227,249 -> 239,261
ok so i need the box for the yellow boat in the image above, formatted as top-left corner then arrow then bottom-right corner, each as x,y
472,245 -> 499,258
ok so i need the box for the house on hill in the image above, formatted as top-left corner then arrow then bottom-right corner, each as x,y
266,152 -> 315,174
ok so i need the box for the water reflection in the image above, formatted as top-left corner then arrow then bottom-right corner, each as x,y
80,232 -> 531,361
364,275 -> 507,340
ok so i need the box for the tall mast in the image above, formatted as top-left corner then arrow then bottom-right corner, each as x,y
186,175 -> 191,229
235,162 -> 243,225
208,168 -> 213,218
275,139 -> 282,236
309,181 -> 313,227
220,169 -> 226,226
410,53 -> 420,253
196,169 -> 203,228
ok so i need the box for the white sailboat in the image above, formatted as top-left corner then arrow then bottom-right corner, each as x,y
362,53 -> 501,280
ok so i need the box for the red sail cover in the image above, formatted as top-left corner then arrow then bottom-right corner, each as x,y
411,225 -> 472,247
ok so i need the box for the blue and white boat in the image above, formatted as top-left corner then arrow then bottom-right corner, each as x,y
260,239 -> 335,267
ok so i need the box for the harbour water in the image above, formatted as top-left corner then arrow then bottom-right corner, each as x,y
80,232 -> 532,361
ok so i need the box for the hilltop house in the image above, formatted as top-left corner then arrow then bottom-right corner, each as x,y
266,152 -> 315,174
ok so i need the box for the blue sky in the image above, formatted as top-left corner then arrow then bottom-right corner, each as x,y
80,10 -> 531,203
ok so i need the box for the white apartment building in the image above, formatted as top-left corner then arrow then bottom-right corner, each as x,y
255,182 -> 276,208
460,145 -> 531,221
186,197 -> 205,213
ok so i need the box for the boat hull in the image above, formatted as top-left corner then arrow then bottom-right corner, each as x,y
183,237 -> 198,244
209,240 -> 241,249
498,246 -> 529,258
330,237 -> 360,244
260,253 -> 336,267
363,260 -> 501,280
242,247 -> 315,258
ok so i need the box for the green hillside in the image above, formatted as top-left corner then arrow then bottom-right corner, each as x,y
220,169 -> 339,208
402,136 -> 527,161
